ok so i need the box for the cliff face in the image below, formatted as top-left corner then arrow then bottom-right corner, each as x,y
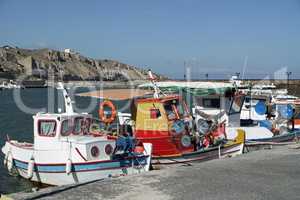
0,46 -> 165,81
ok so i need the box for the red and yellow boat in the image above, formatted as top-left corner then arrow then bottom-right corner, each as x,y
131,94 -> 245,166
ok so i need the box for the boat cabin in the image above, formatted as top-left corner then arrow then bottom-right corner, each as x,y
192,87 -> 244,128
32,111 -> 115,163
131,95 -> 193,156
240,95 -> 271,126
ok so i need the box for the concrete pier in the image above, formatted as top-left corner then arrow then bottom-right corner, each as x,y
7,145 -> 300,200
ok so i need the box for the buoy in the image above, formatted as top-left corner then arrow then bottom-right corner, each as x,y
134,146 -> 145,153
278,104 -> 294,119
255,101 -> 267,115
66,159 -> 72,175
98,100 -> 117,124
5,151 -> 13,173
181,135 -> 192,148
27,158 -> 35,179
3,151 -> 9,166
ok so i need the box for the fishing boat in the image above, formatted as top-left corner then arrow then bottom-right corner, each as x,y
0,80 -> 21,90
90,70 -> 245,167
1,83 -> 152,186
234,82 -> 300,142
131,94 -> 245,166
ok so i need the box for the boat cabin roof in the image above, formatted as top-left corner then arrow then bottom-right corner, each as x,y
135,95 -> 181,103
33,112 -> 91,120
139,81 -> 234,96
60,135 -> 110,143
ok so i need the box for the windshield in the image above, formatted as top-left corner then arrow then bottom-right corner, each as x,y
39,120 -> 56,137
164,99 -> 189,120
229,95 -> 245,115
74,117 -> 84,135
61,120 -> 72,136
60,117 -> 92,136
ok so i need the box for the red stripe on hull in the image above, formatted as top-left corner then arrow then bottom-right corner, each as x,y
135,129 -> 194,156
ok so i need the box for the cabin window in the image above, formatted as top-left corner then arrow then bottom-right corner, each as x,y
73,117 -> 84,135
83,118 -> 91,135
38,120 -> 56,137
61,120 -> 72,136
229,95 -> 245,115
163,99 -> 187,120
177,100 -> 189,117
202,98 -> 220,109
164,103 -> 177,120
245,97 -> 250,103
150,108 -> 161,119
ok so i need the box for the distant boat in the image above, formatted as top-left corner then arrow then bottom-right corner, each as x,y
0,80 -> 22,90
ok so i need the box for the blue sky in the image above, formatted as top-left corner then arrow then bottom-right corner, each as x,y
0,0 -> 300,79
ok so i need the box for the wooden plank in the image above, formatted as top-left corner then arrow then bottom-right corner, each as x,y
76,89 -> 152,100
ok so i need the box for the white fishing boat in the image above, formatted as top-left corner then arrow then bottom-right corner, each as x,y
2,83 -> 152,186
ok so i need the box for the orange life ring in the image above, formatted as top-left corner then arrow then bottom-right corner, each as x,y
99,100 -> 117,124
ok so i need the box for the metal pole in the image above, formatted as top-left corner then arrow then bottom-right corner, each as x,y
184,61 -> 186,80
286,72 -> 292,90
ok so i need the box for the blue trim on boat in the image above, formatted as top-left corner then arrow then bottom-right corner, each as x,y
14,157 -> 148,173
247,130 -> 300,142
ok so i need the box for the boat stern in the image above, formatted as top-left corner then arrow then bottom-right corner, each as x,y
225,129 -> 245,156
142,143 -> 153,171
1,141 -> 9,156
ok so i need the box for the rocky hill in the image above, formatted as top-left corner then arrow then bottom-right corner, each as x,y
0,45 -> 165,81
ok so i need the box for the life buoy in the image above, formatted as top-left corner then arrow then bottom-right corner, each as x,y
99,100 -> 117,124
134,146 -> 145,153
27,158 -> 35,179
181,135 -> 192,148
5,151 -> 13,172
66,159 -> 72,175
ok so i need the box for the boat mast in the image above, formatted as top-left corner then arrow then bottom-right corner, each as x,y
57,82 -> 74,114
148,69 -> 163,98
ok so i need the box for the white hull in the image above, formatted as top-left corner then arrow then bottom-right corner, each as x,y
226,127 -> 273,140
2,140 -> 152,186
14,163 -> 147,186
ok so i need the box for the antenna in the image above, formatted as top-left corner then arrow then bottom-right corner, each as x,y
57,82 -> 74,114
286,71 -> 292,90
183,61 -> 186,80
241,56 -> 248,80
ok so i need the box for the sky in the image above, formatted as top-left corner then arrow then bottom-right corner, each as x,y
0,0 -> 300,79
